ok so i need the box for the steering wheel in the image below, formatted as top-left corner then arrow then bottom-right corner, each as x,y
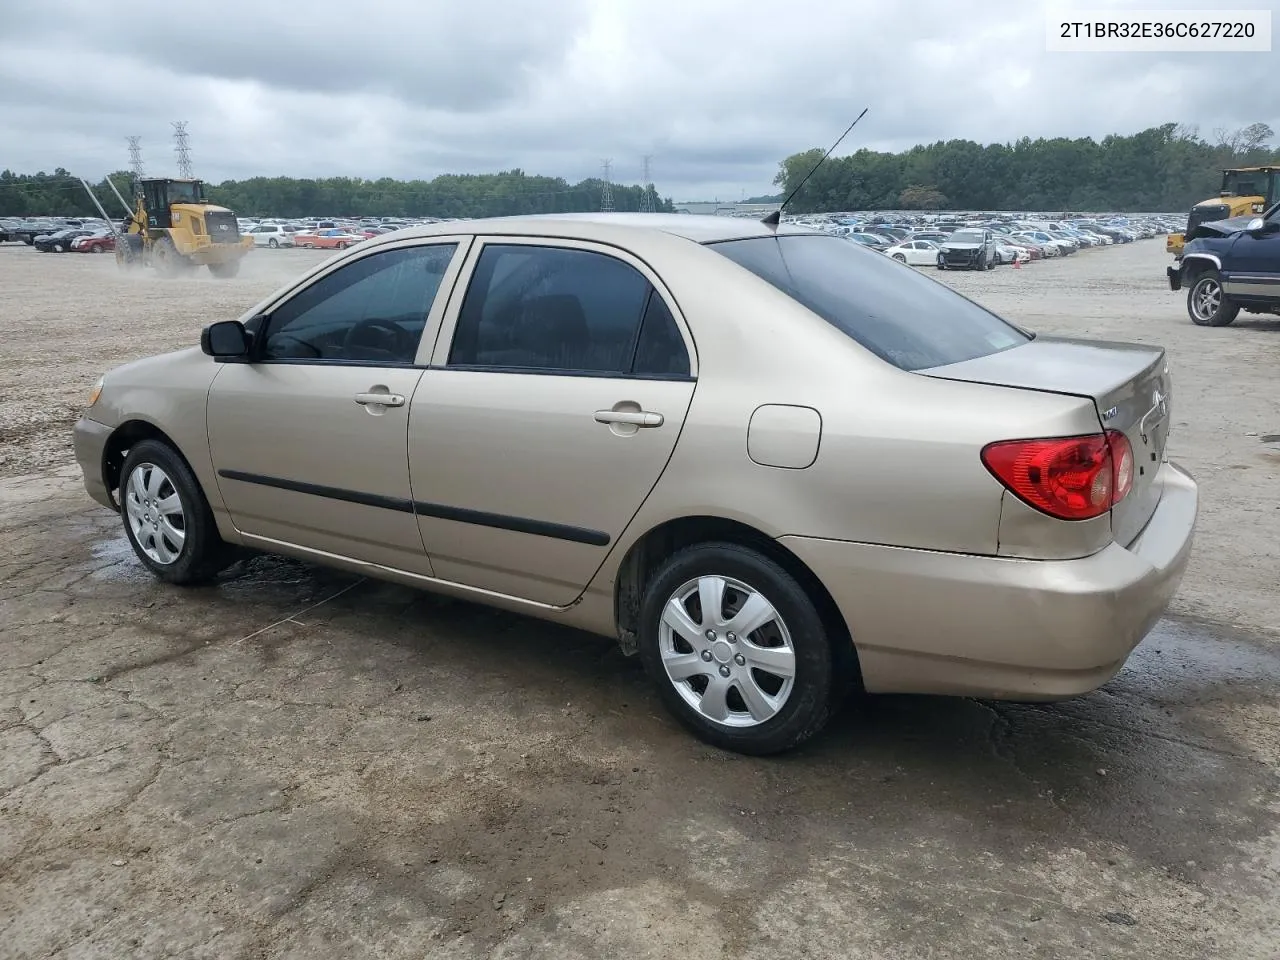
342,317 -> 406,355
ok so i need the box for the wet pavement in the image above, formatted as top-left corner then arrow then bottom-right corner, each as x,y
2,469 -> 1279,959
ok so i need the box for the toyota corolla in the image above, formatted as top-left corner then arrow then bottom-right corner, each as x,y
73,213 -> 1198,754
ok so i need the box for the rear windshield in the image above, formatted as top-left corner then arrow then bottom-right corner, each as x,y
708,234 -> 1030,371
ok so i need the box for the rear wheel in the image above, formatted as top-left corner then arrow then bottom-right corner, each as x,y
638,542 -> 836,755
268,237 -> 279,248
1187,270 -> 1239,327
119,440 -> 235,585
208,260 -> 240,279
892,253 -> 907,263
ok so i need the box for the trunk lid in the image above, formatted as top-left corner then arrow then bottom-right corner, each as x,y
921,336 -> 1170,546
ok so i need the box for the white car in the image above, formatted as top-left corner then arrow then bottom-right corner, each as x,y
994,241 -> 1031,264
249,224 -> 298,248
885,239 -> 941,266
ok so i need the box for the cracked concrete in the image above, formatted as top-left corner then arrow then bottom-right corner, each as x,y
3,240 -> 1280,957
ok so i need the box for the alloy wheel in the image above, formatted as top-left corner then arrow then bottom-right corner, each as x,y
1191,277 -> 1222,323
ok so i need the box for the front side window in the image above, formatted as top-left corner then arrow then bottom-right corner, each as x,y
708,234 -> 1029,371
262,243 -> 458,364
448,244 -> 688,375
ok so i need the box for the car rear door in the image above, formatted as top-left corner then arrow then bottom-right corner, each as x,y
207,238 -> 469,573
408,237 -> 697,606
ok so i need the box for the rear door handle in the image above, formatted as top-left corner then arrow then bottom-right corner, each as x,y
354,392 -> 405,407
594,409 -> 663,427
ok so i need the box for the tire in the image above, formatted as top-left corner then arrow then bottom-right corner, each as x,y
151,235 -> 184,277
268,238 -> 279,248
637,542 -> 836,755
208,260 -> 240,279
1187,270 -> 1240,327
936,263 -> 946,270
119,440 -> 234,585
892,253 -> 907,263
53,243 -> 64,252
337,241 -> 348,249
986,253 -> 995,270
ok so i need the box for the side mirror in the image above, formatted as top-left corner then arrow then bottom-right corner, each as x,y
1246,217 -> 1266,233
201,320 -> 250,358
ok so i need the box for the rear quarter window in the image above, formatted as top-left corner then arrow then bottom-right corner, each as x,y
708,234 -> 1030,371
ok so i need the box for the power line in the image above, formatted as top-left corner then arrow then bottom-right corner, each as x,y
172,121 -> 193,178
600,159 -> 614,213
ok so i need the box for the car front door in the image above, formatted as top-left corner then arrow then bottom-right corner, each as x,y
408,238 -> 697,606
1225,207 -> 1280,300
207,239 -> 468,572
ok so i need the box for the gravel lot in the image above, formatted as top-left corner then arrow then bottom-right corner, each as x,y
2,238 -> 1279,958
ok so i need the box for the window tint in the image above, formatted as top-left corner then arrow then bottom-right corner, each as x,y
632,292 -> 690,377
262,243 -> 457,364
448,244 -> 652,373
708,235 -> 1029,371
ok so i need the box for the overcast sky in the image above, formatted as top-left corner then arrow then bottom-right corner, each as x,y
2,0 -> 1276,201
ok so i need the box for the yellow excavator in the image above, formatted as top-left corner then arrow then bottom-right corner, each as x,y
1167,166 -> 1280,258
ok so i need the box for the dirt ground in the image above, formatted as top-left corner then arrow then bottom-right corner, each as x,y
2,238 -> 1279,958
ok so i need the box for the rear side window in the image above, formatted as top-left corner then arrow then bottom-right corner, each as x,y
708,234 -> 1029,371
449,244 -> 689,377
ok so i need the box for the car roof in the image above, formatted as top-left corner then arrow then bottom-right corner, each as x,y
375,212 -> 817,245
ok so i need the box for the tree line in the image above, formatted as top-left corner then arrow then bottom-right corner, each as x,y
0,168 -> 672,219
4,121 -> 1276,219
773,122 -> 1278,213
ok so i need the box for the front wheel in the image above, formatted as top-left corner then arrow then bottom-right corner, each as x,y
119,440 -> 234,584
1187,270 -> 1240,327
638,542 -> 836,755
892,253 -> 907,263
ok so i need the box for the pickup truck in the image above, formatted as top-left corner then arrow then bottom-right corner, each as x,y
1168,201 -> 1280,326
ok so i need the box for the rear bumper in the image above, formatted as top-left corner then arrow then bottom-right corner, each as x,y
781,460 -> 1198,700
73,416 -> 116,511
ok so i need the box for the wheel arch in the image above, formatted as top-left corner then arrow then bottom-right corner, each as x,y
102,419 -> 207,511
1180,252 -> 1222,284
612,515 -> 860,685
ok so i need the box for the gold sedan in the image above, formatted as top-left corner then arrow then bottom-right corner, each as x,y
74,214 -> 1198,754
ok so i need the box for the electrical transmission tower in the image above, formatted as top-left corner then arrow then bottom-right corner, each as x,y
600,159 -> 614,213
639,155 -> 655,213
126,136 -> 145,178
172,121 -> 193,178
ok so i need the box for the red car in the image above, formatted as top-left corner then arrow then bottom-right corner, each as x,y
71,233 -> 116,254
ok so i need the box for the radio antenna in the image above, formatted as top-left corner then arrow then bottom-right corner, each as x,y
762,107 -> 869,228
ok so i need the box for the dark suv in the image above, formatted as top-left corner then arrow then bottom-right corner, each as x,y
1168,201 -> 1280,326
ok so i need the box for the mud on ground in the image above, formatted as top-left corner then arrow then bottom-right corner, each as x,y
1,239 -> 1279,958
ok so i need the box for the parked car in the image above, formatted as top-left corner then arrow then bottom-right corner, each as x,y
885,239 -> 941,265
71,231 -> 116,253
72,213 -> 1197,755
249,224 -> 298,248
1168,201 -> 1280,326
937,229 -> 997,270
294,227 -> 365,250
34,228 -> 93,252
994,240 -> 1031,264
846,232 -> 893,251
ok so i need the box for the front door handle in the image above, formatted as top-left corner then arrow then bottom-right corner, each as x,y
594,409 -> 663,428
354,392 -> 405,407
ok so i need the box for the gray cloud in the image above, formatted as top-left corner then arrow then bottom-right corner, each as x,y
1,0 -> 1276,201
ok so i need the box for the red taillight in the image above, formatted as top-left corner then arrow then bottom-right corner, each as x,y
981,430 -> 1133,521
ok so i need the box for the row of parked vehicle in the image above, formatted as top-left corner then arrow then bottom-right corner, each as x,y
792,214 -> 1179,270
236,215 -> 459,249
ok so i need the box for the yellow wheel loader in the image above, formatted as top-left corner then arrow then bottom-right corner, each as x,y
115,178 -> 253,278
1167,166 -> 1280,258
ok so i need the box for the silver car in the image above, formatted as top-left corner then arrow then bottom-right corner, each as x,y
73,214 -> 1197,754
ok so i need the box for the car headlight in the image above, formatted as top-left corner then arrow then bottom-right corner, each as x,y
88,375 -> 104,407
